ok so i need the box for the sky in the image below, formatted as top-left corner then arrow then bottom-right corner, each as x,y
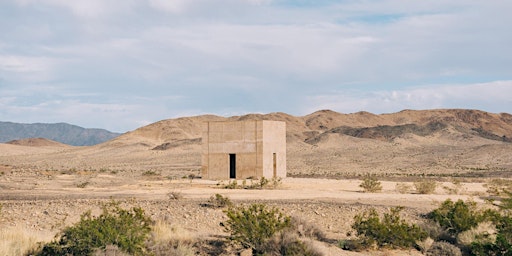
0,0 -> 511,132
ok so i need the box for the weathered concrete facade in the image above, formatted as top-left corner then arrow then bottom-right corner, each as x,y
201,120 -> 286,180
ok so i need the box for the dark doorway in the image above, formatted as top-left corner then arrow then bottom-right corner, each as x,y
273,153 -> 277,177
229,154 -> 236,179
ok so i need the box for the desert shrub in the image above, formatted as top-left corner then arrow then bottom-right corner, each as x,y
351,206 -> 427,249
416,237 -> 434,254
222,177 -> 282,190
290,216 -> 326,241
1,227 -> 53,256
414,179 -> 437,194
76,181 -> 90,188
457,221 -> 497,247
425,241 -> 462,256
427,199 -> 486,236
359,174 -> 382,193
168,191 -> 183,200
484,179 -> 512,196
206,194 -> 233,208
395,182 -> 412,194
34,202 -> 152,256
262,230 -> 322,256
443,179 -> 466,195
338,239 -> 366,251
148,220 -> 196,256
92,244 -> 131,256
142,170 -> 159,176
223,180 -> 239,189
223,203 -> 291,254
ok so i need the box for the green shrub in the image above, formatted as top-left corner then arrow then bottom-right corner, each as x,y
427,199 -> 486,236
223,203 -> 291,254
35,202 -> 152,256
414,179 -> 437,194
359,174 -> 382,193
351,206 -> 427,249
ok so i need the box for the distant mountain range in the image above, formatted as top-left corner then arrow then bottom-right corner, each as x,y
0,121 -> 121,146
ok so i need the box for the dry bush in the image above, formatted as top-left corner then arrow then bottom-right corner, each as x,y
0,227 -> 53,256
425,241 -> 462,256
457,221 -> 497,246
205,194 -> 233,208
93,244 -> 131,256
262,230 -> 323,256
395,182 -> 412,194
414,179 -> 437,194
168,191 -> 183,200
290,216 -> 326,241
148,220 -> 197,256
484,179 -> 512,196
442,179 -> 466,195
416,237 -> 434,254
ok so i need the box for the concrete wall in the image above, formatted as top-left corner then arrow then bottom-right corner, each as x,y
201,120 -> 286,180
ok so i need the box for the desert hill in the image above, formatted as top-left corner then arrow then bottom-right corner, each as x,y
0,109 -> 511,178
6,137 -> 70,147
108,108 -> 512,147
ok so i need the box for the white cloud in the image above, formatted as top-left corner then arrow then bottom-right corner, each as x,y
306,81 -> 512,115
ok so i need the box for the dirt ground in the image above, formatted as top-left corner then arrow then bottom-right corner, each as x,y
0,170 -> 491,255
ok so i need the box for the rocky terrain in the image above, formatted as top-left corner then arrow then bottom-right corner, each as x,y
1,108 -> 511,255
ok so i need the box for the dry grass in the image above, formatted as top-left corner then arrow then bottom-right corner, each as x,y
0,226 -> 53,256
149,220 -> 197,256
457,221 -> 497,246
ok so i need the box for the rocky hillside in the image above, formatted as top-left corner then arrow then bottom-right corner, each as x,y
0,122 -> 121,146
110,109 -> 512,148
1,109 -> 511,178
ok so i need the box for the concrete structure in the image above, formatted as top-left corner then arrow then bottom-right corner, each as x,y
202,120 -> 286,180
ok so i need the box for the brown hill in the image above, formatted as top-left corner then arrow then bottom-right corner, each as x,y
1,109 -> 511,178
108,108 -> 512,147
6,137 -> 70,147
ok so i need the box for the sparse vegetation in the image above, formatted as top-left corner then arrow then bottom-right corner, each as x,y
76,181 -> 89,188
414,179 -> 437,194
442,179 -> 465,195
147,220 -> 197,256
425,241 -> 462,256
395,182 -> 412,194
205,194 -> 233,208
359,174 -> 382,193
350,206 -> 427,249
32,202 -> 152,256
427,199 -> 486,236
168,191 -> 183,200
485,179 -> 512,196
220,177 -> 283,190
142,170 -> 160,176
223,203 -> 291,254
262,230 -> 323,256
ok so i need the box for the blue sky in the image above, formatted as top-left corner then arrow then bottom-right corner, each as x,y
0,0 -> 511,132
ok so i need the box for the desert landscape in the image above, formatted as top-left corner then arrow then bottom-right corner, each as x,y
1,109 -> 512,255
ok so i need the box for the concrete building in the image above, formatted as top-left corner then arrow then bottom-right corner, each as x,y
201,120 -> 286,180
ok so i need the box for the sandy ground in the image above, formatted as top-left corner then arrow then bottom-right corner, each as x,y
0,172 -> 491,255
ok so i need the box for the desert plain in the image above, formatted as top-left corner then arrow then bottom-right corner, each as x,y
1,109 -> 512,255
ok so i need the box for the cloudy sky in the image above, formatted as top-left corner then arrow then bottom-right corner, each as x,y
1,0 -> 511,132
